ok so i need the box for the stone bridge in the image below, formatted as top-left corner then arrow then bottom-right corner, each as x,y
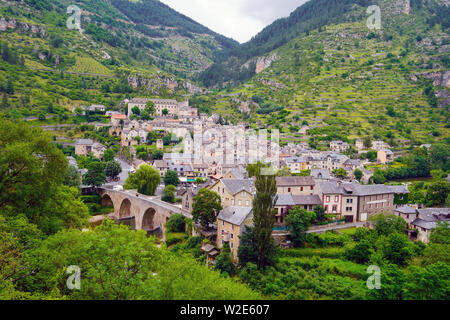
98,187 -> 192,238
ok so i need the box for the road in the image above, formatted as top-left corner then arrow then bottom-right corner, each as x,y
106,157 -> 132,186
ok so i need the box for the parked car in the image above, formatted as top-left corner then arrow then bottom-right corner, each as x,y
113,185 -> 123,191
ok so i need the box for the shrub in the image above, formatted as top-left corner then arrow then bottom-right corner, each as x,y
166,214 -> 186,233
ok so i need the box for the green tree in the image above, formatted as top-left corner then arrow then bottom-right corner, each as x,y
145,101 -> 156,115
5,79 -> 14,94
354,168 -> 363,182
430,221 -> 450,244
104,161 -> 122,179
0,121 -> 67,217
83,162 -> 106,187
162,185 -> 176,203
162,108 -> 169,115
368,264 -> 405,300
165,214 -> 186,233
314,206 -> 325,222
152,149 -> 163,160
370,213 -> 406,236
252,171 -> 278,269
377,233 -> 412,266
215,242 -> 234,275
191,188 -> 222,228
332,168 -> 348,179
18,220 -> 259,299
405,262 -> 450,300
285,207 -> 316,247
426,180 -> 450,206
124,164 -> 160,196
430,144 -> 449,171
344,239 -> 373,263
372,170 -> 386,184
131,106 -> 141,115
102,149 -> 115,162
164,170 -> 180,186
237,226 -> 259,266
64,165 -> 81,188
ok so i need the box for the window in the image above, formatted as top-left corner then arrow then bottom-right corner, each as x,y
301,187 -> 304,191
332,205 -> 337,212
246,200 -> 249,206
222,221 -> 225,226
335,196 -> 339,202
288,188 -> 291,192
347,199 -> 353,204
231,199 -> 235,205
231,242 -> 234,249
238,200 -> 242,206
231,233 -> 234,239
311,186 -> 313,190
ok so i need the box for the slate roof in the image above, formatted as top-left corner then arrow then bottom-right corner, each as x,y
217,206 -> 253,226
318,181 -> 342,194
76,139 -> 94,145
292,195 -> 322,205
221,179 -> 255,195
319,182 -> 408,196
224,167 -> 247,179
411,208 -> 450,230
153,160 -> 168,168
311,169 -> 331,180
276,194 -> 322,206
276,176 -> 315,187
387,185 -> 410,194
395,206 -> 417,214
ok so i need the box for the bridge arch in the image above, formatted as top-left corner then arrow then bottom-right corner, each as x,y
101,194 -> 114,207
119,198 -> 132,219
142,207 -> 156,231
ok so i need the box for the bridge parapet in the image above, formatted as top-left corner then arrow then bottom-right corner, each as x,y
97,188 -> 192,239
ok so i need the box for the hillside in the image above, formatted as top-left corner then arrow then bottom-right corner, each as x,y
197,0 -> 449,149
0,0 -> 237,118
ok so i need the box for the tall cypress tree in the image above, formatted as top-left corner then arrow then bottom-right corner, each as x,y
252,169 -> 278,269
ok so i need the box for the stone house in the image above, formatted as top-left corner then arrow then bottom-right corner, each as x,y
274,194 -> 322,225
276,176 -> 316,195
75,139 -> 94,156
181,188 -> 199,213
377,149 -> 394,164
410,208 -> 450,243
209,179 -> 255,208
217,206 -> 253,260
330,140 -> 350,153
285,156 -> 307,173
152,160 -> 169,178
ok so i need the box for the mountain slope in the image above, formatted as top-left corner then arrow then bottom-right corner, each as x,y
198,0 -> 449,149
0,0 -> 237,119
200,0 -> 449,87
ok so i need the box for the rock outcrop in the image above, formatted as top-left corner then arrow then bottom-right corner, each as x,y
255,53 -> 279,74
128,75 -> 203,94
413,71 -> 450,88
0,17 -> 46,37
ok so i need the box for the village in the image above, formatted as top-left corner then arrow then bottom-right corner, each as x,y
67,98 -> 450,264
